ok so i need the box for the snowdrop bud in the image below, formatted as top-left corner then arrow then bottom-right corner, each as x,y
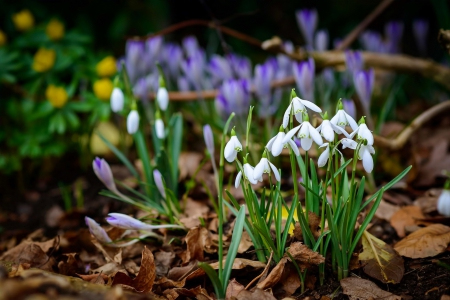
127,110 -> 139,134
293,58 -> 315,102
203,124 -> 214,156
155,112 -> 165,139
437,189 -> 450,217
110,87 -> 124,112
93,157 -> 117,192
85,217 -> 112,244
153,169 -> 166,199
224,128 -> 243,163
157,86 -> 169,111
296,9 -> 318,49
314,30 -> 328,52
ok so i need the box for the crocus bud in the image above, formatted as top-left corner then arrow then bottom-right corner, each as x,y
254,59 -> 279,118
227,53 -> 252,79
345,50 -> 363,74
93,157 -> 117,192
127,110 -> 140,134
157,87 -> 169,111
438,189 -> 450,217
384,21 -> 403,53
360,30 -> 387,53
293,57 -> 315,102
85,216 -> 113,244
203,124 -> 214,156
215,79 -> 250,118
296,9 -> 318,49
353,69 -> 374,112
110,87 -> 124,112
155,111 -> 165,139
106,213 -> 183,230
153,169 -> 166,199
342,99 -> 356,119
182,36 -> 200,57
314,29 -> 328,52
208,54 -> 233,86
413,19 -> 428,55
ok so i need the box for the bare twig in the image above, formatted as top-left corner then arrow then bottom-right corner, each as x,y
335,0 -> 394,50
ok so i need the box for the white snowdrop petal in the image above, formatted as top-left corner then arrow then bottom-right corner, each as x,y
282,105 -> 292,128
318,146 -> 330,167
235,171 -> 242,188
345,112 -> 358,130
299,99 -> 322,112
437,191 -> 450,217
301,138 -> 313,151
253,160 -> 265,180
288,140 -> 300,156
244,164 -> 257,184
269,162 -> 281,182
224,141 -> 235,162
310,127 -> 323,146
282,125 -> 301,144
266,136 -> 277,150
362,148 -> 374,173
294,112 -> 303,124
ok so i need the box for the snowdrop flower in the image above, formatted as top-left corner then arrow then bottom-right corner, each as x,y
330,100 -> 358,131
110,87 -> 124,112
127,109 -> 140,134
282,89 -> 322,128
155,111 -> 165,139
316,112 -> 345,142
266,126 -> 299,157
106,213 -> 183,230
224,128 -> 242,163
253,151 -> 280,182
85,217 -> 113,244
283,112 -> 323,151
153,169 -> 166,199
235,157 -> 257,188
93,157 -> 118,192
318,143 -> 331,167
350,117 -> 374,145
340,138 -> 375,173
156,86 -> 169,111
437,188 -> 450,217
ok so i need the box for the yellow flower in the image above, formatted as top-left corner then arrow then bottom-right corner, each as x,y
46,19 -> 64,41
46,85 -> 68,108
33,48 -> 56,72
0,30 -> 7,46
96,56 -> 117,77
93,78 -> 114,101
12,10 -> 34,31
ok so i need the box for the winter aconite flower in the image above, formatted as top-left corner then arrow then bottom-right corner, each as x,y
0,30 -> 7,46
235,157 -> 257,188
253,151 -> 280,182
437,189 -> 450,217
266,125 -> 299,157
94,78 -> 114,101
127,110 -> 139,134
12,10 -> 34,31
110,87 -> 124,112
283,90 -> 322,128
96,56 -> 117,77
32,48 -> 56,73
350,117 -> 374,145
46,19 -> 64,41
46,85 -> 68,108
224,129 -> 242,163
283,113 -> 323,151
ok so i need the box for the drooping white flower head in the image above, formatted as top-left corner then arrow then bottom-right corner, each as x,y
253,151 -> 280,182
224,128 -> 243,163
330,100 -> 358,131
155,111 -> 165,139
437,189 -> 450,217
282,90 -> 322,128
316,111 -> 347,142
127,110 -> 140,134
235,157 -> 257,188
340,138 -> 375,173
266,125 -> 299,157
156,87 -> 169,111
350,117 -> 374,145
283,112 -> 323,151
110,87 -> 125,112
318,143 -> 330,167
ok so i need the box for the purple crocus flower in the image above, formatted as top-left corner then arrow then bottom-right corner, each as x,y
85,217 -> 112,244
293,57 -> 315,102
254,59 -> 279,117
413,19 -> 428,55
106,213 -> 183,231
181,49 -> 206,89
353,69 -> 374,112
203,124 -> 214,156
314,29 -> 329,52
360,30 -> 388,53
385,21 -> 403,53
133,74 -> 158,100
227,53 -> 252,79
215,78 -> 250,117
144,36 -> 163,72
342,98 -> 356,120
296,9 -> 318,49
177,76 -> 191,92
163,43 -> 183,79
93,157 -> 117,192
153,169 -> 166,199
277,41 -> 294,78
182,36 -> 200,57
208,54 -> 233,87
125,40 -> 146,83
345,50 -> 364,74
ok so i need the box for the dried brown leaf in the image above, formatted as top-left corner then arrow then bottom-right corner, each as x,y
183,227 -> 214,263
293,211 -> 322,240
77,273 -> 109,284
154,251 -> 175,276
390,206 -> 425,238
257,257 -> 288,290
179,152 -> 203,180
341,277 -> 401,300
226,279 -> 245,299
287,242 -> 325,270
394,224 -> 450,258
358,231 -> 404,284
375,199 -> 400,221
234,288 -> 277,300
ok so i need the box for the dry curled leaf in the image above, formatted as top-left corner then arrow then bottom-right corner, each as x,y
183,227 -> 215,263
287,242 -> 325,270
341,277 -> 401,300
394,224 -> 450,258
390,206 -> 425,238
358,231 -> 404,284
